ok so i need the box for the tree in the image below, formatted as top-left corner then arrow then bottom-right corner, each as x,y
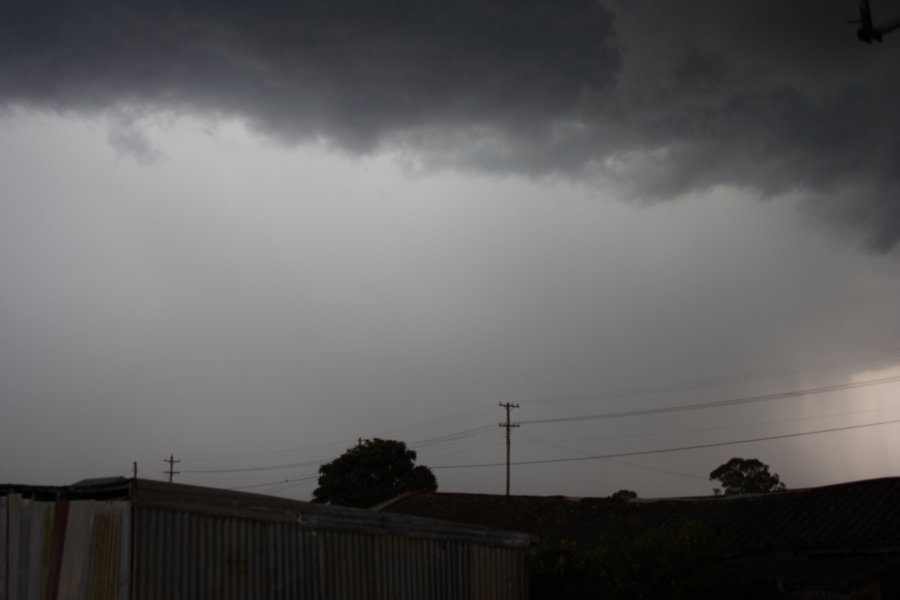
709,458 -> 786,496
610,489 -> 638,501
311,438 -> 437,508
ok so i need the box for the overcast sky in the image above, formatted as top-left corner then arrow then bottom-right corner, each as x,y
1,0 -> 899,500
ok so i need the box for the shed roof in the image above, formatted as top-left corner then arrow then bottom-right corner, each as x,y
378,477 -> 900,554
1,478 -> 534,547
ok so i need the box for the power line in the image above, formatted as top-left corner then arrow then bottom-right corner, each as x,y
175,359 -> 900,481
525,346 -> 900,406
432,416 -> 900,470
265,479 -> 317,495
231,474 -> 319,491
534,403 -> 900,445
181,458 -> 325,474
181,408 -> 497,463
418,436 -> 505,462
181,424 -> 498,475
520,375 -> 900,425
413,431 -> 502,463
180,438 -> 356,462
411,424 -> 497,448
516,431 -> 706,482
221,430 -> 501,492
379,405 -> 499,443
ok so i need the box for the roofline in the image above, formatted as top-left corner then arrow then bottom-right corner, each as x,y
376,476 -> 900,505
372,490 -> 419,512
1,478 -> 535,547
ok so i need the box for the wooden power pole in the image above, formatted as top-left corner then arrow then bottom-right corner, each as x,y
164,454 -> 181,483
498,402 -> 519,496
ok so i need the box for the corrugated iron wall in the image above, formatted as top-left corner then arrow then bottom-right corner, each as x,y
4,491 -> 528,600
0,495 -> 130,600
132,506 -> 527,600
0,497 -> 6,600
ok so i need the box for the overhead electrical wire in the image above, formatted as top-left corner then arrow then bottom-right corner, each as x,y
516,431 -> 707,482
265,479 -> 317,495
410,424 -> 497,448
180,424 -> 498,475
179,376 -> 900,475
220,431 -> 502,492
181,406 -> 497,464
520,375 -> 900,425
379,404 -> 499,441
525,346 -> 900,406
181,458 -> 326,474
528,403 -> 900,445
416,436 -> 505,463
174,350 -> 900,483
432,416 -> 900,470
180,438 -> 357,462
231,474 -> 319,491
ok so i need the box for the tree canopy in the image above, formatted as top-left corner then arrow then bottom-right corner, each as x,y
311,438 -> 437,508
610,489 -> 638,501
709,458 -> 786,496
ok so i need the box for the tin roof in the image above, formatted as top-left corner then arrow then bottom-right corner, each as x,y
378,477 -> 900,554
1,478 -> 534,547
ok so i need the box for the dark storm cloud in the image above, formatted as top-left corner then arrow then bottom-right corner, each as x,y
0,0 -> 618,146
1,0 -> 898,248
596,1 -> 900,250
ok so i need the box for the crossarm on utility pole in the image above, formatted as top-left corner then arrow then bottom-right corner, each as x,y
164,454 -> 181,483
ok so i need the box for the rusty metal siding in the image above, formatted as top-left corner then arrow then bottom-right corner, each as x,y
3,494 -> 52,600
0,495 -> 129,600
5,481 -> 530,600
0,497 -> 8,600
86,511 -> 125,600
0,497 -> 5,600
132,505 -> 528,600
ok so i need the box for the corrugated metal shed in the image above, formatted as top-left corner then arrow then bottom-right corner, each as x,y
1,479 -> 532,600
378,478 -> 900,598
0,492 -> 130,600
378,477 -> 900,555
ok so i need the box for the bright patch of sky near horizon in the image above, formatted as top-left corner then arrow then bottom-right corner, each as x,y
1,111 -> 898,500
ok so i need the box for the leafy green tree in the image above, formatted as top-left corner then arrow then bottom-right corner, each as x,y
709,457 -> 786,496
312,438 -> 437,508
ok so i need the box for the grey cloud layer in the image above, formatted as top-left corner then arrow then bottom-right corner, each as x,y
0,0 -> 617,142
2,0 -> 898,248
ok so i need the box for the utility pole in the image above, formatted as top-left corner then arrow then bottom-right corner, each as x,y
498,402 -> 519,496
132,461 -> 138,479
164,454 -> 180,483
